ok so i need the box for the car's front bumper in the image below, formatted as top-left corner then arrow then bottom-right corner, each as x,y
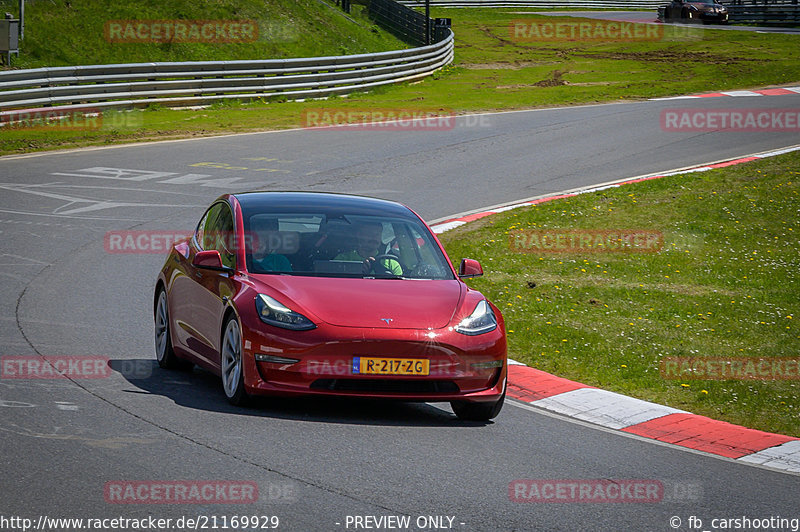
239,318 -> 507,402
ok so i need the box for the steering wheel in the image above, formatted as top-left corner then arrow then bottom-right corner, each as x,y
369,253 -> 405,275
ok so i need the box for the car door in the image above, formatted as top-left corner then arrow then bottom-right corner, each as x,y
178,201 -> 237,371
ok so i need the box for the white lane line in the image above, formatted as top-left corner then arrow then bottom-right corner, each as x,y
649,96 -> 701,101
0,183 -> 206,215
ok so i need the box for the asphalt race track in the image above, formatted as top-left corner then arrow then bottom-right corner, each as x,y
2,94 -> 799,531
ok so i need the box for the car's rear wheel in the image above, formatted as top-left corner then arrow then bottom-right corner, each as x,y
221,315 -> 248,406
155,288 -> 185,369
451,383 -> 505,421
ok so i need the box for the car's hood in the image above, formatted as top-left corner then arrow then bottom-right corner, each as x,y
688,2 -> 722,9
252,276 -> 464,329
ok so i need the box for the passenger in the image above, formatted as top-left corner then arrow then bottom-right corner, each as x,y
251,218 -> 292,273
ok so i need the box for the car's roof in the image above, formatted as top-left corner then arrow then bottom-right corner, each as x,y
232,191 -> 416,218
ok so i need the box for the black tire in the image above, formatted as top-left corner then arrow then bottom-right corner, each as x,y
154,288 -> 186,369
451,385 -> 505,421
220,315 -> 249,406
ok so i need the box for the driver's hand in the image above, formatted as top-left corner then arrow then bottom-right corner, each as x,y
362,256 -> 376,273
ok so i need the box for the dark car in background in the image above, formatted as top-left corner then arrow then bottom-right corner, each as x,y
661,0 -> 730,23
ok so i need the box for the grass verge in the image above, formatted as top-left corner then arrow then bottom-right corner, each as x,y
0,0 -> 405,67
2,9 -> 800,155
439,151 -> 800,437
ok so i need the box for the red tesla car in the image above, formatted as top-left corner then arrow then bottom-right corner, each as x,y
153,192 -> 506,420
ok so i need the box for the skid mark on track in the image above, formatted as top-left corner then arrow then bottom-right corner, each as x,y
0,422 -> 157,448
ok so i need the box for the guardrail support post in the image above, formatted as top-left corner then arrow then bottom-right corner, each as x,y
425,0 -> 430,45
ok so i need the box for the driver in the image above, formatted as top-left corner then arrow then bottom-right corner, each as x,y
335,221 -> 402,275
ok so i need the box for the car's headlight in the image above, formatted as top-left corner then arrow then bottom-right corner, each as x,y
255,294 -> 316,331
455,300 -> 497,336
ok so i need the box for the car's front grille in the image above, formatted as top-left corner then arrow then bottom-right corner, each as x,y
310,378 -> 459,394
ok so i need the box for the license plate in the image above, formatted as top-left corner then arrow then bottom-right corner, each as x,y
352,357 -> 430,376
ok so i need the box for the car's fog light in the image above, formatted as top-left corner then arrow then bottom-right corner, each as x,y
471,360 -> 504,369
255,354 -> 300,364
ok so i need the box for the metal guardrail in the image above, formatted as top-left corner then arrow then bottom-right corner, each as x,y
0,33 -> 453,116
399,0 -> 665,9
725,0 -> 800,23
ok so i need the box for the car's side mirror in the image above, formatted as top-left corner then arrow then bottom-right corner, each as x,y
192,250 -> 232,272
458,258 -> 483,279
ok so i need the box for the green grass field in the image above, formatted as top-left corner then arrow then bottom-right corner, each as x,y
0,0 -> 405,67
439,151 -> 800,437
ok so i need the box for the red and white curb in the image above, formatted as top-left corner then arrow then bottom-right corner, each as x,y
650,86 -> 800,100
431,145 -> 800,474
507,363 -> 800,473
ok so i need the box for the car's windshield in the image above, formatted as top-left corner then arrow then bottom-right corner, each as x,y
242,211 -> 454,280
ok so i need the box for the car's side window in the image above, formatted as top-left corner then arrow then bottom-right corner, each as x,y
212,204 -> 236,269
195,202 -> 236,269
195,208 -> 211,250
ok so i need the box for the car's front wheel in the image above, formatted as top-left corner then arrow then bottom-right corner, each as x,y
155,288 -> 185,369
221,315 -> 249,406
451,382 -> 505,421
